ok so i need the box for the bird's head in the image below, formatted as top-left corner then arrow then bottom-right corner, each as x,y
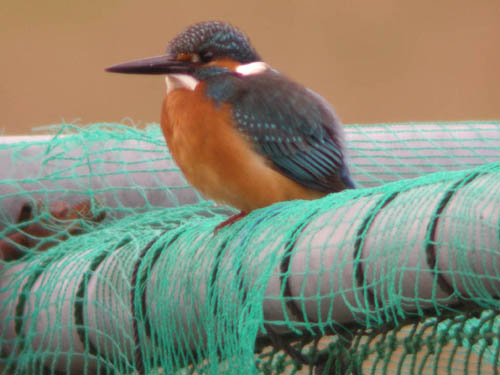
106,21 -> 265,93
166,21 -> 260,65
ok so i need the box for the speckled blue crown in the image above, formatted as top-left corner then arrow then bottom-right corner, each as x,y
166,21 -> 261,63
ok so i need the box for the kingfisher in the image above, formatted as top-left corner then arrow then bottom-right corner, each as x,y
107,21 -> 355,229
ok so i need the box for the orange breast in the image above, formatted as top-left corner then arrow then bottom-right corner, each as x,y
160,83 -> 325,212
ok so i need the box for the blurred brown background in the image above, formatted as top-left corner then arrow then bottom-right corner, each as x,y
1,0 -> 499,135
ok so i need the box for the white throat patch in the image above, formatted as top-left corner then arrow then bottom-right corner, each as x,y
164,63 -> 268,94
235,61 -> 269,76
165,74 -> 199,94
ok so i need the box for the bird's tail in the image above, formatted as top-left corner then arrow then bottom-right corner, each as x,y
340,165 -> 357,189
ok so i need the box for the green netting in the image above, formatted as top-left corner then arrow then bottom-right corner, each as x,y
1,122 -> 499,374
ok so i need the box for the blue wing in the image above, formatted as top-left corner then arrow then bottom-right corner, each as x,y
204,68 -> 355,192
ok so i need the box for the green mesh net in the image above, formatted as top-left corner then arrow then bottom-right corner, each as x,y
1,122 -> 499,374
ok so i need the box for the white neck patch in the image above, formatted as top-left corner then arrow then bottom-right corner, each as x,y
165,74 -> 199,94
235,61 -> 269,76
164,62 -> 269,94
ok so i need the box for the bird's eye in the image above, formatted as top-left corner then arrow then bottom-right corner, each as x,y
200,51 -> 214,63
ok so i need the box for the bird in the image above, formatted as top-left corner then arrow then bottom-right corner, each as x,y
106,21 -> 355,230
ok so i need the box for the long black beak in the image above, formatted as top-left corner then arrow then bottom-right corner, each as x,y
106,54 -> 192,75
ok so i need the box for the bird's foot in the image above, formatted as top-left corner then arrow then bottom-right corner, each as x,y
214,211 -> 247,233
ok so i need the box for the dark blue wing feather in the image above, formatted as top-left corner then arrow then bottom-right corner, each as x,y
204,68 -> 355,192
